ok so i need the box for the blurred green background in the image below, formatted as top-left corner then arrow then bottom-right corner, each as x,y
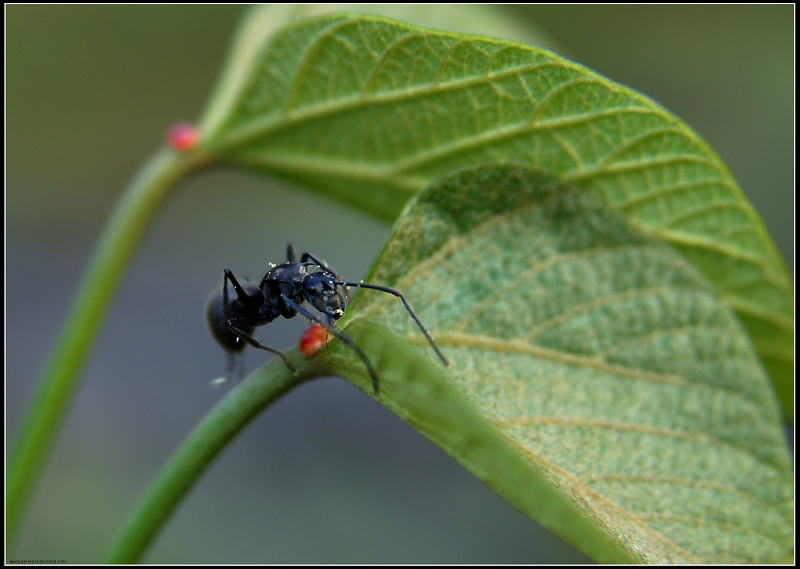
7,5 -> 793,563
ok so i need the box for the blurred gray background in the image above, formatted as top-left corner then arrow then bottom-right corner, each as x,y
7,5 -> 793,563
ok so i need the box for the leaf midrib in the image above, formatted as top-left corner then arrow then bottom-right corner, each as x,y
498,415 -> 789,561
510,436 -> 701,563
388,329 -> 766,425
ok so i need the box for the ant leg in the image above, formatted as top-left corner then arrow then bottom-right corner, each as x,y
223,268 -> 265,319
281,295 -> 380,395
300,251 -> 339,275
336,281 -> 449,368
227,323 -> 297,373
211,351 -> 239,387
223,269 -> 294,369
216,351 -> 243,384
223,269 -> 251,301
231,351 -> 242,381
286,243 -> 296,263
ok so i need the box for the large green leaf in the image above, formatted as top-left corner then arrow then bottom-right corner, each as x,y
200,5 -> 551,135
322,165 -> 792,563
197,12 -> 793,419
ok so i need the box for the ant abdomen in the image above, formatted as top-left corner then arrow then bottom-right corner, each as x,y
206,276 -> 262,353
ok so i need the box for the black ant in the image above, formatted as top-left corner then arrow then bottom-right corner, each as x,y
207,244 -> 449,393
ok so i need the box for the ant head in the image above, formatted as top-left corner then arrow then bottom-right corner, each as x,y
304,271 -> 345,321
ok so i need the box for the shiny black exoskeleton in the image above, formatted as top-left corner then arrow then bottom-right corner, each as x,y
207,244 -> 449,393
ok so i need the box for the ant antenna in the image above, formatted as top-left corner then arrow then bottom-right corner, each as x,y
336,281 -> 450,368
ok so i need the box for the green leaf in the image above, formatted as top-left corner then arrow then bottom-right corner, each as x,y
323,165 -> 793,563
200,4 -> 552,136
197,12 -> 793,419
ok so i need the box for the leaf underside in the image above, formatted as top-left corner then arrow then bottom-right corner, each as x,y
328,166 -> 793,564
202,12 -> 793,417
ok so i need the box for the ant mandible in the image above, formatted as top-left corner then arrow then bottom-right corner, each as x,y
207,244 -> 449,393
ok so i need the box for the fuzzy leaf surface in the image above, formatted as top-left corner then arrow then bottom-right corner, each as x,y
326,166 -> 793,563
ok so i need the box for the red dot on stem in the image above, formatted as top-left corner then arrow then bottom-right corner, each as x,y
300,325 -> 330,357
167,123 -> 199,151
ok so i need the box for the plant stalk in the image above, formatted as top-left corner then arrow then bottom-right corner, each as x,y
7,147 -> 206,546
105,360 -> 309,563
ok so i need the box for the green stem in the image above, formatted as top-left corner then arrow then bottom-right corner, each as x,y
105,359 -> 311,563
7,147 -> 206,546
